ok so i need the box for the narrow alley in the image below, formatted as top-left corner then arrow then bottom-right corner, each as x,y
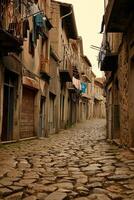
0,119 -> 134,200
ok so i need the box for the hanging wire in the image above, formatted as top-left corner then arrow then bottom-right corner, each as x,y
90,45 -> 101,51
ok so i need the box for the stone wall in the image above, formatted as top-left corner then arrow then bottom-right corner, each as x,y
118,37 -> 129,146
0,63 -> 4,140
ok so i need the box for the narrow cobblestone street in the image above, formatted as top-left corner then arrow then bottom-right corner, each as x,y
0,119 -> 134,200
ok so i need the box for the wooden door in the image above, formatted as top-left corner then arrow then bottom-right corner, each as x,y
20,87 -> 35,138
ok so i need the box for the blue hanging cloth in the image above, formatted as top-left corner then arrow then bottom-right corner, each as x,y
32,13 -> 47,44
81,82 -> 87,93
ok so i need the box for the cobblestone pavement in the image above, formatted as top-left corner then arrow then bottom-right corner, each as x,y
0,119 -> 134,200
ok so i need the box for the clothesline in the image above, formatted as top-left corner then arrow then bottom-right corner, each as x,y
21,10 -> 44,21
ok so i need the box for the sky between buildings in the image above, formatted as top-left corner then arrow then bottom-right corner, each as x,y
55,0 -> 104,77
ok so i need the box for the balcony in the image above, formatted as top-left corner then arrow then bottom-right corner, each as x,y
0,28 -> 22,55
59,68 -> 72,82
81,93 -> 91,100
104,0 -> 134,32
81,73 -> 91,83
94,94 -> 104,101
67,82 -> 75,92
72,65 -> 80,79
0,0 -> 23,55
100,52 -> 118,71
40,56 -> 50,81
59,59 -> 72,82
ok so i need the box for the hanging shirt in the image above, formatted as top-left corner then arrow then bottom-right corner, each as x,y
81,82 -> 87,93
35,13 -> 43,27
33,13 -> 47,42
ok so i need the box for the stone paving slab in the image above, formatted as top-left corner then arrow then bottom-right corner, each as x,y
0,119 -> 134,199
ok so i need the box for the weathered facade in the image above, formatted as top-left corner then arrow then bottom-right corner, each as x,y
0,0 -> 24,141
0,0 -> 104,142
50,1 -> 78,129
50,1 -> 93,126
80,55 -> 92,121
94,78 -> 106,118
100,0 -> 134,147
90,71 -> 96,119
0,0 -> 53,141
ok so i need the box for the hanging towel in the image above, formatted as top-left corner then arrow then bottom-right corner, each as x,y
81,82 -> 87,93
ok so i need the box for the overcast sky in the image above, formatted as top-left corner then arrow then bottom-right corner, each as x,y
55,0 -> 104,77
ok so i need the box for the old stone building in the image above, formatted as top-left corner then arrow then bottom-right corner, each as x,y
100,0 -> 134,147
0,0 -> 53,141
68,38 -> 81,125
0,0 -> 24,141
0,0 -> 103,142
50,1 -> 93,127
21,0 -> 52,139
50,1 -> 79,129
